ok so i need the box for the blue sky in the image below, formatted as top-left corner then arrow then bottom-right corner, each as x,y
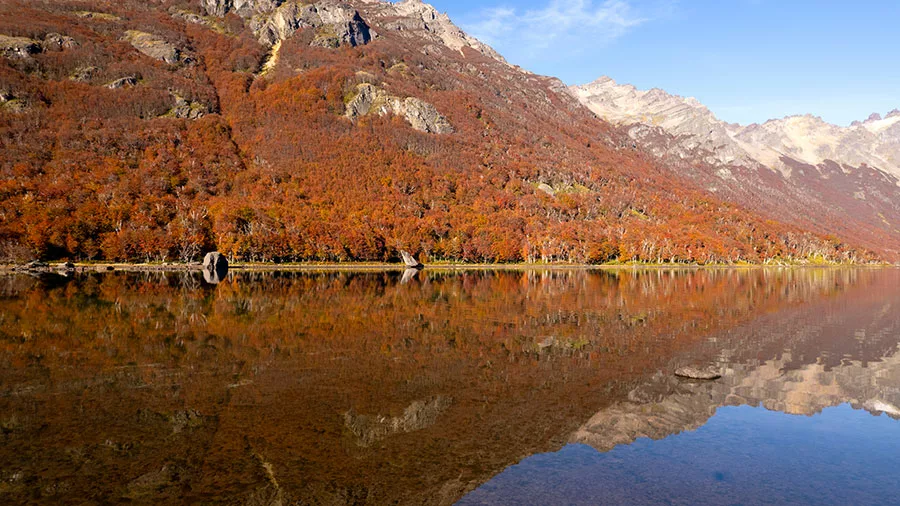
424,0 -> 900,126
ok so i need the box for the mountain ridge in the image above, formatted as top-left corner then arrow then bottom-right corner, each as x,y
573,76 -> 900,179
0,0 -> 893,263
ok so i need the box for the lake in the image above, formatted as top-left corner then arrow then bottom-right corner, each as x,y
1,267 -> 898,505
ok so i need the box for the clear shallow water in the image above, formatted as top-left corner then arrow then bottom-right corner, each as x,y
459,404 -> 900,505
0,268 -> 898,504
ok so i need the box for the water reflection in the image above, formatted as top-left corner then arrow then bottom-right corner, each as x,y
0,268 -> 898,504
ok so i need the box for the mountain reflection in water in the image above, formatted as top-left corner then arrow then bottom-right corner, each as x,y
0,268 -> 898,505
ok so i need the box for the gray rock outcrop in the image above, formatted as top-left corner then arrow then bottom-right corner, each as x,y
253,2 -> 373,47
345,83 -> 453,134
200,0 -> 373,48
41,33 -> 78,51
401,97 -> 454,134
123,31 -> 190,65
201,0 -> 282,18
168,94 -> 210,120
71,66 -> 100,82
106,76 -> 138,89
0,35 -> 41,59
361,0 -> 506,62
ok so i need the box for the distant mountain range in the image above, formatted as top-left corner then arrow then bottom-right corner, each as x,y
573,76 -> 900,178
573,77 -> 900,258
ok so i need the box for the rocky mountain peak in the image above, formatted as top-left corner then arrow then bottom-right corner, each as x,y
573,76 -> 900,187
358,0 -> 506,62
572,77 -> 756,168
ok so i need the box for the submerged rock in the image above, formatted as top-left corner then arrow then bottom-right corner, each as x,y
675,365 -> 722,380
344,396 -> 450,447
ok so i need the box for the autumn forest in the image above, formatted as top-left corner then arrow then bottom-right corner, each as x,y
0,0 -> 884,264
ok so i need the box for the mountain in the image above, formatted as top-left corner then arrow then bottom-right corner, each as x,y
735,112 -> 900,178
0,0 -> 890,263
573,77 -> 900,259
571,76 -> 754,168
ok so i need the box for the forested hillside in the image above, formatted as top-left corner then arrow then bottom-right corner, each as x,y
0,0 -> 882,263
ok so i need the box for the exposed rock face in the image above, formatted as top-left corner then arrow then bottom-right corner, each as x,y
0,35 -> 41,59
254,2 -> 374,47
170,8 -> 211,26
201,0 -> 373,48
402,97 -> 453,134
345,83 -> 453,134
123,31 -> 189,65
201,0 -> 282,17
74,11 -> 121,21
41,33 -> 78,51
360,0 -> 505,62
71,66 -> 100,82
106,76 -> 138,89
1,97 -> 28,113
168,94 -> 211,119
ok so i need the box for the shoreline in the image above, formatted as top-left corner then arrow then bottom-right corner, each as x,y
0,261 -> 895,274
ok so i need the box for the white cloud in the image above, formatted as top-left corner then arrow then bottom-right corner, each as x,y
464,0 -> 651,59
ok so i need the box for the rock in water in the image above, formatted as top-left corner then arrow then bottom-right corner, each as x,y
675,366 -> 721,380
400,250 -> 423,269
202,252 -> 229,284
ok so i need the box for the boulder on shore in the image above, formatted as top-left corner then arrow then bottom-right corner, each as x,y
203,252 -> 228,271
400,250 -> 423,269
202,252 -> 228,284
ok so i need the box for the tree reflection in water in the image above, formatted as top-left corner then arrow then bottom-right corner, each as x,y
0,268 -> 897,504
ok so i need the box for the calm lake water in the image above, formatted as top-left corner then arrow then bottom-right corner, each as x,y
0,268 -> 898,505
